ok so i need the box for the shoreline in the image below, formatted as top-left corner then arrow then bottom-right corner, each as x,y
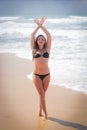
0,52 -> 87,130
1,52 -> 87,95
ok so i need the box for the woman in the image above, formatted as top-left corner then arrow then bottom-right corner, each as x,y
30,17 -> 51,119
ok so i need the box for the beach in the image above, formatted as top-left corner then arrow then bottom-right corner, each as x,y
0,53 -> 87,130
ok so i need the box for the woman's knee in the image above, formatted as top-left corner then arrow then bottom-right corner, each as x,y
39,91 -> 45,98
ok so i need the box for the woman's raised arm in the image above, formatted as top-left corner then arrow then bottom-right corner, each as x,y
36,17 -> 51,50
40,25 -> 51,50
30,17 -> 51,50
30,25 -> 40,49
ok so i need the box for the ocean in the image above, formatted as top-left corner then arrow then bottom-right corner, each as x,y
0,16 -> 87,95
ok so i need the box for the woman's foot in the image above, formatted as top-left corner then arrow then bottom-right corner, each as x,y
39,110 -> 43,117
44,112 -> 47,119
39,113 -> 43,117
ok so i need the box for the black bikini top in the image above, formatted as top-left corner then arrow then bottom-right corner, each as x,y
33,51 -> 49,58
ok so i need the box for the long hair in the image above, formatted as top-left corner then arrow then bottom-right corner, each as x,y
32,34 -> 46,60
34,34 -> 46,50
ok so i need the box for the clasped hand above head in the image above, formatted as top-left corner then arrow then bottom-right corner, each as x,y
34,16 -> 46,26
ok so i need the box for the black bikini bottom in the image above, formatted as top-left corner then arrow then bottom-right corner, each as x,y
34,73 -> 50,80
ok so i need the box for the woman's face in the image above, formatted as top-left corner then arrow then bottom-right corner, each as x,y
37,36 -> 46,46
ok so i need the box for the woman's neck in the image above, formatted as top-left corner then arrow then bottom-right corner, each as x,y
39,46 -> 44,50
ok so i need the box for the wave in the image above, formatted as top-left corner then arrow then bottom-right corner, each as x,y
0,16 -> 87,36
46,16 -> 87,24
0,15 -> 87,24
0,16 -> 20,21
0,15 -> 87,43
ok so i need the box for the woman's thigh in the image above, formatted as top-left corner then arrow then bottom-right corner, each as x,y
33,74 -> 44,95
43,75 -> 50,92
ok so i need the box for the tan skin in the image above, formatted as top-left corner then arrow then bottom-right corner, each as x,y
30,17 -> 51,119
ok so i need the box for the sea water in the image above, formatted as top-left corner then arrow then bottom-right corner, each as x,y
0,16 -> 87,94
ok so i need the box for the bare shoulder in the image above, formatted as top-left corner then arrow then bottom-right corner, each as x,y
46,48 -> 51,53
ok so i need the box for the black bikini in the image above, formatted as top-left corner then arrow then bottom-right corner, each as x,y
34,73 -> 50,80
33,52 -> 49,58
33,51 -> 50,80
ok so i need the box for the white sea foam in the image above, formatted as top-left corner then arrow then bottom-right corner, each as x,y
46,16 -> 87,24
0,16 -> 19,21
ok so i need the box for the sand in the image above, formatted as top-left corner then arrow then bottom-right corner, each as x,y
0,53 -> 87,130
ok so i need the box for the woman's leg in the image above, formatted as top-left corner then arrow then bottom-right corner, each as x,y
43,74 -> 50,92
43,74 -> 50,118
33,74 -> 47,118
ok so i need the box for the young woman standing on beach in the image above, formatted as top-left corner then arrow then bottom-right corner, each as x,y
30,17 -> 51,119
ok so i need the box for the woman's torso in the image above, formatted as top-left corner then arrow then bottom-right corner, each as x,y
33,49 -> 50,74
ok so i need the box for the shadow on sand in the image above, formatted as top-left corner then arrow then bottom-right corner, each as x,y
48,117 -> 87,130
